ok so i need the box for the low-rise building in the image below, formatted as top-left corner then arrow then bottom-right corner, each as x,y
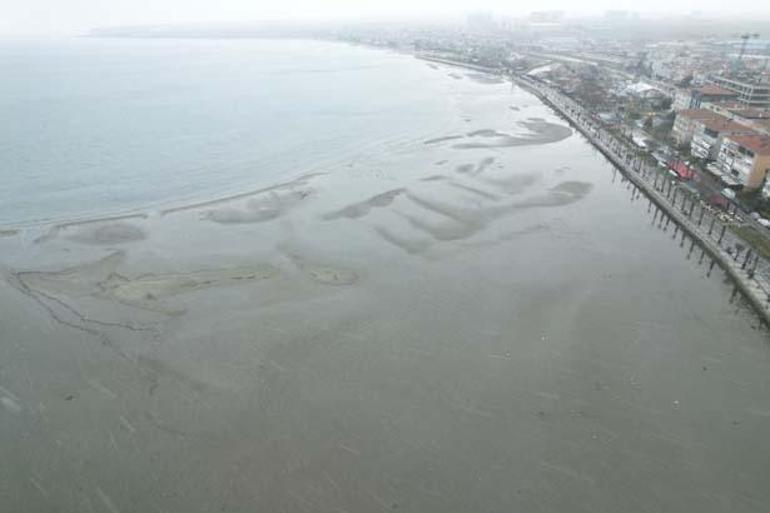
716,134 -> 770,190
622,81 -> 669,109
673,85 -> 737,110
672,109 -> 720,146
705,103 -> 770,136
690,116 -> 753,160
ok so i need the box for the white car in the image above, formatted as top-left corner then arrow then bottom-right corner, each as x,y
721,188 -> 736,200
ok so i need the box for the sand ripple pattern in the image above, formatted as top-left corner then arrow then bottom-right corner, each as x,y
322,156 -> 592,256
322,189 -> 406,220
423,119 -> 572,150
101,265 -> 280,315
280,246 -> 359,286
67,223 -> 147,245
204,190 -> 311,224
13,252 -> 281,318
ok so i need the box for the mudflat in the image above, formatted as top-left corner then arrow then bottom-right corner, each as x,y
1,66 -> 769,513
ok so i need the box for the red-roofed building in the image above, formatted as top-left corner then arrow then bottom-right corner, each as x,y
704,102 -> 770,136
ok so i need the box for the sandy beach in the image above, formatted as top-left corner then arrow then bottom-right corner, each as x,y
2,60 -> 770,513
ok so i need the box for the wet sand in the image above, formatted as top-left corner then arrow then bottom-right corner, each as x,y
423,119 -> 572,151
1,66 -> 769,513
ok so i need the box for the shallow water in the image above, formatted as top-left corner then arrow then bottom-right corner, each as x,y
0,38 -> 456,226
1,39 -> 769,513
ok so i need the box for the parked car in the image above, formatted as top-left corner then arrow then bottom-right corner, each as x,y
721,188 -> 736,200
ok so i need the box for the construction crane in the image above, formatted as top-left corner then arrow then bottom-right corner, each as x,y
730,33 -> 759,72
736,32 -> 760,67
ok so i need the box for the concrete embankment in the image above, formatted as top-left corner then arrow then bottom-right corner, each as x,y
514,76 -> 770,324
415,54 -> 502,74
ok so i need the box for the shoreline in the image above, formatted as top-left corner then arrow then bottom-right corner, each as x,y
414,54 -> 503,74
0,169 -> 334,235
0,46 -> 508,236
3,41 -> 770,513
513,75 -> 770,324
5,45 -> 767,326
158,172 -> 327,215
410,49 -> 770,324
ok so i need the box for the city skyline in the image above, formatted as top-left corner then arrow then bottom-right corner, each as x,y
3,0 -> 770,36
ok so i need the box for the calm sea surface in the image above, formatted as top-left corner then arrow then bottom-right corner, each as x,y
0,38 -> 454,226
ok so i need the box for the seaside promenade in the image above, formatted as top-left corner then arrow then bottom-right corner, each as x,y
514,74 -> 770,324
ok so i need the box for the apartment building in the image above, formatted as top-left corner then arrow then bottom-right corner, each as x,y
690,116 -> 753,160
704,102 -> 770,136
672,109 -> 721,146
673,84 -> 737,111
716,134 -> 770,190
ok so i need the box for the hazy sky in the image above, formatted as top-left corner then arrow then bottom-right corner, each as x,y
0,0 -> 766,35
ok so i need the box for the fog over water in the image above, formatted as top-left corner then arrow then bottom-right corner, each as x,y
1,39 -> 769,512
